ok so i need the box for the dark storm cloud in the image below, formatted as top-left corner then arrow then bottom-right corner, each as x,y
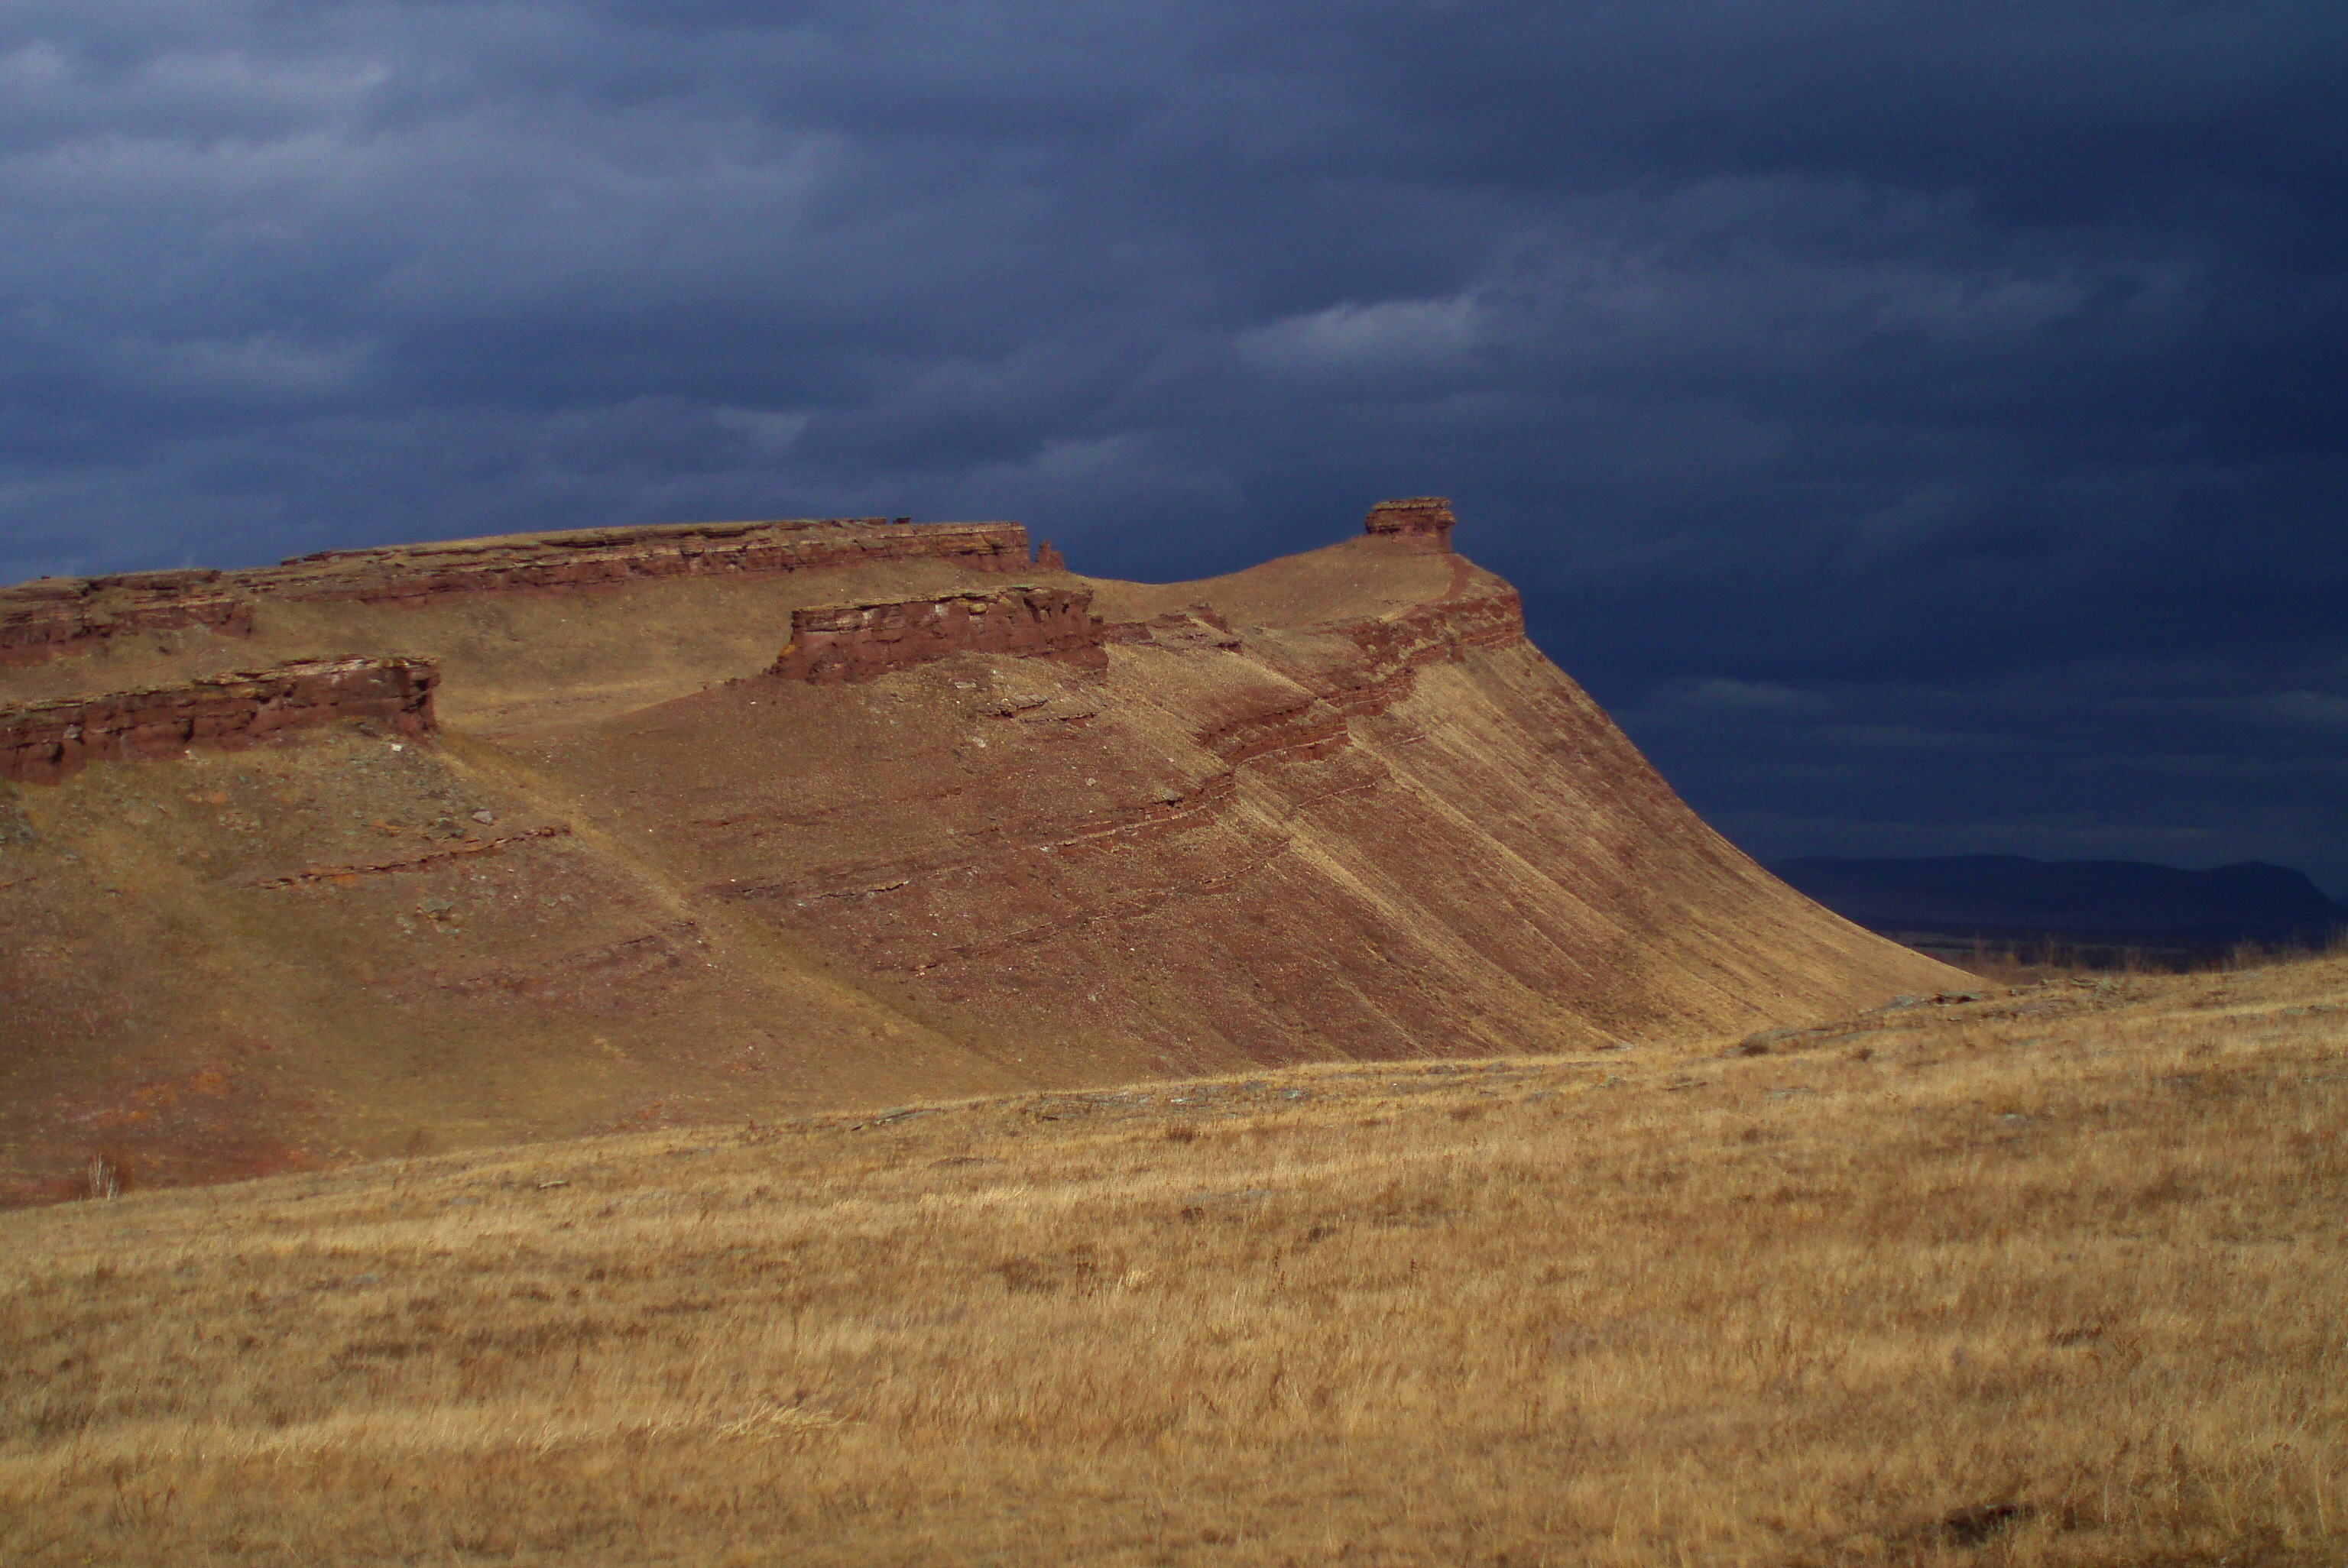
3,2 -> 2344,885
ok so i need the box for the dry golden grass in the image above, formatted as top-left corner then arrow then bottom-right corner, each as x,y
5,955 -> 2346,1566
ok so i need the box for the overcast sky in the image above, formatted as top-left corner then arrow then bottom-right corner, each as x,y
5,1 -> 2344,892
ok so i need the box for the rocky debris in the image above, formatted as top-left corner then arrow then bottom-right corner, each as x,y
770,585 -> 1108,684
1363,496 -> 1457,553
0,657 -> 439,784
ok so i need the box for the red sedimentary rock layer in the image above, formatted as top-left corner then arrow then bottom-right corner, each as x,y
262,518 -> 1030,604
0,657 -> 439,785
732,586 -> 1526,919
1364,495 -> 1457,552
238,823 -> 571,891
1184,588 -> 1523,781
0,517 -> 1033,666
0,571 -> 258,668
770,585 -> 1108,684
1316,586 -> 1525,717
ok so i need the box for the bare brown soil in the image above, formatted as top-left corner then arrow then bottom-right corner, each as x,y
5,952 -> 2343,1565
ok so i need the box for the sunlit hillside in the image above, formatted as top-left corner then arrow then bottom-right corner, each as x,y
1,509 -> 1957,1201
5,953 -> 2345,1566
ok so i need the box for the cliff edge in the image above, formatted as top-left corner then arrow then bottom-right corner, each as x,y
0,500 -> 1957,1201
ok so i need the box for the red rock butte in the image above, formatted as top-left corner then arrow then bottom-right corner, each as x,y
0,500 -> 1957,1203
1362,495 -> 1458,552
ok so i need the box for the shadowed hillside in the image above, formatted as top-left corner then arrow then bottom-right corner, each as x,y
0,501 -> 1957,1202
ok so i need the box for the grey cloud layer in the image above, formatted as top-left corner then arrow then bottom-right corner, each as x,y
3,0 -> 2344,885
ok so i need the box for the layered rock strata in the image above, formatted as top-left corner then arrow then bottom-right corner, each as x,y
268,518 -> 1029,604
1364,496 -> 1457,552
0,657 -> 438,784
770,586 -> 1108,684
0,517 -> 1030,666
0,572 -> 258,668
0,495 -> 1965,1207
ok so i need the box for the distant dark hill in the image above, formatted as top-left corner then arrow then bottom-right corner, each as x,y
1770,855 -> 2348,952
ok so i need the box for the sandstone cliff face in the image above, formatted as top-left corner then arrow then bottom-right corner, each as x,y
0,659 -> 438,784
0,517 -> 1030,666
0,571 -> 257,668
1363,496 -> 1457,552
770,586 -> 1108,683
0,497 -> 1960,1204
266,517 -> 1029,604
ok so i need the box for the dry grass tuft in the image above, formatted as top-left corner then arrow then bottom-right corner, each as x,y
5,957 -> 2347,1565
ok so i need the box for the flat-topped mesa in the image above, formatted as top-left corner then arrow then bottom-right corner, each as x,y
264,517 -> 1032,605
1364,496 -> 1457,553
0,517 -> 1034,666
770,586 -> 1108,685
0,658 -> 438,785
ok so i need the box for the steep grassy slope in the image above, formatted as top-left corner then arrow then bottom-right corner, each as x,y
5,954 -> 2343,1566
0,508 -> 1957,1200
0,726 -> 1020,1203
540,549 -> 1944,1074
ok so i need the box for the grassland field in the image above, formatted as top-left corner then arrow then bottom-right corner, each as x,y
5,953 -> 2346,1566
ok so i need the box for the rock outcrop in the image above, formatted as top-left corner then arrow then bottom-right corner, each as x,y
1364,496 -> 1457,552
0,517 -> 1031,666
770,585 -> 1108,684
0,571 -> 258,668
266,517 -> 1030,605
0,496 -> 1964,1208
0,657 -> 438,784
